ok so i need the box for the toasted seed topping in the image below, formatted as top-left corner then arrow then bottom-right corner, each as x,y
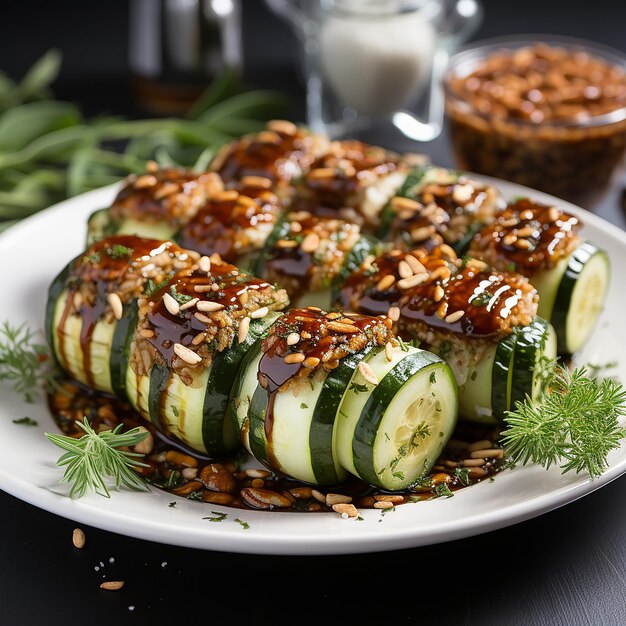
198,256 -> 211,273
470,448 -> 505,459
174,343 -> 202,365
301,232 -> 320,253
192,332 -> 206,345
385,341 -> 394,362
445,310 -> 465,324
307,167 -> 336,179
405,255 -> 426,274
196,300 -> 225,312
194,312 -> 211,324
163,292 -> 180,316
438,244 -> 458,260
238,316 -> 251,344
410,225 -> 436,241
241,175 -> 273,189
437,301 -> 449,318
391,196 -> 421,212
398,260 -> 413,278
179,297 -> 199,311
376,274 -> 396,291
430,266 -> 451,281
277,239 -> 298,248
285,352 -> 305,364
503,233 -> 517,246
146,160 -> 159,173
250,306 -> 269,319
514,238 -> 532,249
547,206 -> 560,222
107,292 -> 123,321
373,494 -> 405,503
516,225 -> 536,238
153,182 -> 180,200
100,581 -> 125,591
286,332 -> 300,346
257,130 -> 282,144
134,174 -> 158,189
266,119 -> 298,135
303,356 -> 321,368
397,273 -> 429,290
326,321 -> 360,333
72,528 -> 85,549
387,306 -> 400,321
373,501 -> 395,509
434,285 -> 445,302
358,361 -> 379,385
332,503 -> 359,518
326,493 -> 352,506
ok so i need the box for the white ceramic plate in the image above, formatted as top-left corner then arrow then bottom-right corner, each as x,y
0,179 -> 625,556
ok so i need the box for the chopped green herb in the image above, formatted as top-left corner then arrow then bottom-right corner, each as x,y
397,336 -> 410,352
392,471 -> 405,480
165,470 -> 182,489
106,244 -> 133,259
171,405 -> 179,417
168,501 -> 177,508
378,506 -> 396,521
506,262 -> 517,273
349,381 -> 369,394
187,490 -> 203,501
432,482 -> 454,498
203,511 -> 228,522
356,516 -> 364,521
13,416 -> 38,426
300,403 -> 308,410
88,252 -> 101,264
470,291 -> 492,307
169,285 -> 193,305
454,466 -> 471,486
144,277 -> 170,297
235,518 -> 250,530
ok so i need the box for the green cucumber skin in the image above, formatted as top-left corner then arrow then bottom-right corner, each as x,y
375,166 -> 428,240
86,208 -> 119,246
201,318 -> 270,456
252,215 -> 290,278
109,300 -> 138,399
551,241 -> 607,355
490,332 -> 516,422
508,318 -> 549,410
330,236 -> 381,305
352,350 -> 443,487
148,364 -> 171,432
309,346 -> 374,485
247,385 -> 271,468
45,261 -> 73,367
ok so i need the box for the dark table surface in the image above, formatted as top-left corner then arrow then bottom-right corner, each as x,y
2,1 -> 626,624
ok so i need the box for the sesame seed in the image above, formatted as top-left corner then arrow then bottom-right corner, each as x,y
373,494 -> 405,503
358,361 -> 378,385
387,306 -> 400,321
430,266 -> 451,281
198,256 -> 211,273
397,273 -> 429,290
196,300 -> 225,312
174,343 -> 202,365
107,293 -> 123,321
238,317 -> 251,344
520,209 -> 534,221
284,353 -> 305,364
286,332 -> 300,346
250,306 -> 269,319
502,233 -> 517,246
515,225 -> 535,238
445,310 -> 465,324
163,292 -> 180,316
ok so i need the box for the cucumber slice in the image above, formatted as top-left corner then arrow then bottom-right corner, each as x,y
337,346 -> 458,491
109,300 -> 138,399
549,242 -> 609,355
330,235 -> 382,304
86,208 -> 119,246
45,260 -> 72,368
252,214 -> 290,277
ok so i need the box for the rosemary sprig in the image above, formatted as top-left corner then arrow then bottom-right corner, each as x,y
501,366 -> 626,479
0,320 -> 49,402
45,418 -> 150,498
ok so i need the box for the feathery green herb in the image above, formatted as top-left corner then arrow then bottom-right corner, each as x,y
501,366 -> 626,479
45,418 -> 149,498
0,321 -> 50,402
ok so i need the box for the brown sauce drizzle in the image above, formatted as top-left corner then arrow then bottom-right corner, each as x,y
468,197 -> 582,276
339,247 -> 536,341
179,188 -> 282,262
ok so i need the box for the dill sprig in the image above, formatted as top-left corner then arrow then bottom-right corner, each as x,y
45,418 -> 150,498
0,321 -> 49,402
501,366 -> 626,479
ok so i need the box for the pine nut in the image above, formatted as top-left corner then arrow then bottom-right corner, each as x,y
332,503 -> 358,518
286,332 -> 300,346
163,292 -> 180,316
100,581 -> 124,591
405,255 -> 426,274
397,273 -> 429,290
238,316 -> 250,344
301,232 -> 320,253
198,256 -> 211,273
250,306 -> 269,319
196,300 -> 224,312
284,353 -> 305,364
72,528 -> 85,549
398,260 -> 413,278
358,362 -> 379,385
326,493 -> 353,506
174,343 -> 202,365
387,306 -> 400,321
179,297 -> 199,311
376,274 -> 396,291
107,292 -> 123,321
445,310 -> 465,324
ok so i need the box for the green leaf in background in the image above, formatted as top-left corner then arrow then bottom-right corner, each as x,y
0,50 -> 286,233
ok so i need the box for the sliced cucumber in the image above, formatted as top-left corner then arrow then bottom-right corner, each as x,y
337,346 -> 458,491
459,318 -> 557,424
330,235 -> 382,304
109,300 -> 138,399
548,242 -> 610,355
45,260 -> 72,368
252,214 -> 290,277
86,208 -> 119,246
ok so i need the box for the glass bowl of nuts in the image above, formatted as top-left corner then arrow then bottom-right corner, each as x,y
443,35 -> 626,205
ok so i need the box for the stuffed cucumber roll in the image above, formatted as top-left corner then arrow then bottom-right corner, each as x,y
377,166 -> 504,253
46,236 -> 196,396
336,245 -> 556,424
229,307 -> 458,490
468,197 -> 609,355
87,164 -> 223,245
